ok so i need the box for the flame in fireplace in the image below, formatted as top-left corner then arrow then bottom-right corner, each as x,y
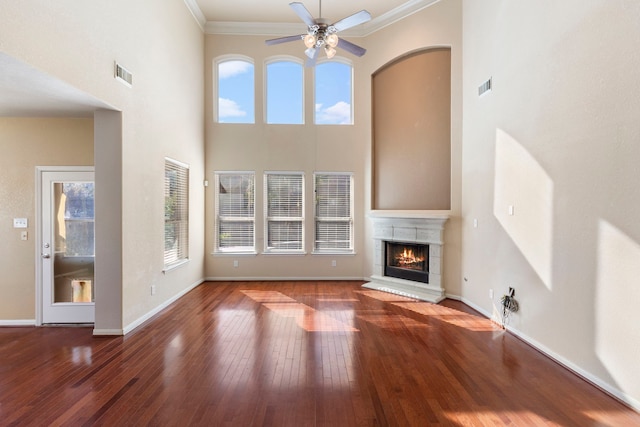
395,248 -> 425,267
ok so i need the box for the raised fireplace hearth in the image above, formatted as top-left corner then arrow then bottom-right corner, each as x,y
364,212 -> 448,303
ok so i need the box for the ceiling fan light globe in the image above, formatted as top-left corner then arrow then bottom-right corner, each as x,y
326,33 -> 339,47
305,47 -> 317,59
325,46 -> 336,59
303,34 -> 316,48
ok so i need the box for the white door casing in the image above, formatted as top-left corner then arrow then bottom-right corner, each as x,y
37,167 -> 95,324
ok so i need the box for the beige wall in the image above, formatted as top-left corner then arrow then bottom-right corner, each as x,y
372,48 -> 451,210
0,118 -> 93,320
462,0 -> 640,408
0,0 -> 205,331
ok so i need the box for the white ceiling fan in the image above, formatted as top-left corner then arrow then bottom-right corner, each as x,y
265,1 -> 372,66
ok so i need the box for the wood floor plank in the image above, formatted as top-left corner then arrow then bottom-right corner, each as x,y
1,281 -> 639,426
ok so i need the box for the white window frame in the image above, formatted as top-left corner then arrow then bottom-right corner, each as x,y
214,171 -> 256,254
264,171 -> 305,254
313,172 -> 354,254
164,158 -> 189,270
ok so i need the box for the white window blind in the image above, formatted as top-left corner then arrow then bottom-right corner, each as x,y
216,172 -> 255,252
265,173 -> 304,252
314,173 -> 353,252
164,158 -> 189,267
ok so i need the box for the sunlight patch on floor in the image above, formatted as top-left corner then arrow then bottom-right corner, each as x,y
393,302 -> 498,332
241,290 -> 359,332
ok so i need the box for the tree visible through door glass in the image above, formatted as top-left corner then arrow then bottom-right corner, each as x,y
61,183 -> 95,257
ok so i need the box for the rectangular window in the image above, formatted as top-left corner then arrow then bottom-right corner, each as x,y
265,172 -> 304,252
314,173 -> 354,253
164,158 -> 189,268
215,172 -> 255,252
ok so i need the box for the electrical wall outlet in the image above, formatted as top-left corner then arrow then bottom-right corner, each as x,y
151,285 -> 156,296
331,260 -> 337,267
233,260 -> 239,268
13,218 -> 28,228
489,288 -> 494,299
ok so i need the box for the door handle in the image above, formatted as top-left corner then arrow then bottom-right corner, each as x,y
42,253 -> 51,259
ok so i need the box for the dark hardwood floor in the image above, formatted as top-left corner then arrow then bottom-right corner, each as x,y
1,281 -> 638,426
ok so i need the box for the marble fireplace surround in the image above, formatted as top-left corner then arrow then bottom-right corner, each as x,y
363,211 -> 449,303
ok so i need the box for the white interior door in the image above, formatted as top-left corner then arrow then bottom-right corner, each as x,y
40,169 -> 95,324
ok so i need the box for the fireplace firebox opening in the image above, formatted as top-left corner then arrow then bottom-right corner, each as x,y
384,241 -> 429,284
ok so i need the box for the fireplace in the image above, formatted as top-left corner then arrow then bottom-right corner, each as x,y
364,212 -> 448,303
385,241 -> 429,283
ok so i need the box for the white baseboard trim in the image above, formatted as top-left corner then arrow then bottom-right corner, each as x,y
121,278 -> 204,336
0,319 -> 36,326
459,297 -> 640,412
93,328 -> 124,336
505,322 -> 640,412
445,292 -> 462,301
203,276 -> 364,282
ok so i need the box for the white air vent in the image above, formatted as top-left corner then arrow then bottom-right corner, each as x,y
114,62 -> 133,87
478,77 -> 492,96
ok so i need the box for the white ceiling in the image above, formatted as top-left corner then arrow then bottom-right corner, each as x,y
195,0 -> 415,25
0,0 -> 434,117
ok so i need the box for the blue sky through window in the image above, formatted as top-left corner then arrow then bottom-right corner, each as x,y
315,62 -> 352,125
266,61 -> 304,124
218,58 -> 352,125
218,60 -> 254,123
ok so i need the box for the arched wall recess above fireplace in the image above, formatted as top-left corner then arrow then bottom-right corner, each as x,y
372,47 -> 452,210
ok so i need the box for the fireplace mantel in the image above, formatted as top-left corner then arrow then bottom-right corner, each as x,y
364,211 -> 449,303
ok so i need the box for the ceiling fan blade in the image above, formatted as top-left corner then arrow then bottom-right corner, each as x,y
305,47 -> 320,67
337,38 -> 367,57
332,10 -> 371,32
265,35 -> 304,46
289,2 -> 317,27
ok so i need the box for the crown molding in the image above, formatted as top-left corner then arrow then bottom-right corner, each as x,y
183,0 -> 206,31
200,0 -> 441,37
360,0 -> 441,36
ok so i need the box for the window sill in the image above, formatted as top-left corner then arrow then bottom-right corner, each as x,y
163,259 -> 189,273
212,251 -> 258,256
312,251 -> 356,256
263,250 -> 306,256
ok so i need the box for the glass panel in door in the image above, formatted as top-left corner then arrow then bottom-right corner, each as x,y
53,182 -> 95,304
